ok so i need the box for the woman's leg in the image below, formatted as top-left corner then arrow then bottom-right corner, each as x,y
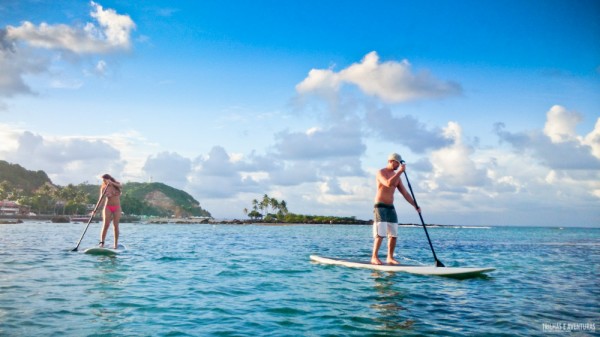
100,207 -> 111,247
112,210 -> 121,248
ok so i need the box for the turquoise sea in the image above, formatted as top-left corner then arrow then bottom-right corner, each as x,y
1,221 -> 598,336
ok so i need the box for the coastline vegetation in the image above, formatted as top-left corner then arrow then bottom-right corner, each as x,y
242,194 -> 368,224
1,160 -> 368,224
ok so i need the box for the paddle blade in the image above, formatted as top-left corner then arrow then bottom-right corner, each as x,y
435,259 -> 445,267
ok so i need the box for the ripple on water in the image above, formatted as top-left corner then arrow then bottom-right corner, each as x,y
1,223 -> 599,336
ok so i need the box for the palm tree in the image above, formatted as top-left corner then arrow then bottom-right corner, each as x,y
269,197 -> 279,214
33,183 -> 57,215
279,200 -> 288,215
260,194 -> 270,217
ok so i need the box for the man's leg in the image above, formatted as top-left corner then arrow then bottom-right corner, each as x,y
371,236 -> 384,265
387,236 -> 400,265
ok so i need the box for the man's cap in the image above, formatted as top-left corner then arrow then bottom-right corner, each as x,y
388,153 -> 402,163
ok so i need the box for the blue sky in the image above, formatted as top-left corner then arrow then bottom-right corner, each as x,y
1,0 -> 599,226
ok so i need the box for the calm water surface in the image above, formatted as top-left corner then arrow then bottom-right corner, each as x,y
1,222 -> 598,336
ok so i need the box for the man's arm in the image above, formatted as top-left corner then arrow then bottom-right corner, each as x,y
398,181 -> 420,212
376,166 -> 405,188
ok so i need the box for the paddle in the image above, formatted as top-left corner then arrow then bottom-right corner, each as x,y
70,185 -> 109,252
400,160 -> 445,267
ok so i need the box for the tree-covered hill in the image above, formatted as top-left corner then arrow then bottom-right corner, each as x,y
122,182 -> 211,218
0,161 -> 211,218
0,160 -> 53,194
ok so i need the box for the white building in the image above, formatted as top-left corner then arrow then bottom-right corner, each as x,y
0,201 -> 20,215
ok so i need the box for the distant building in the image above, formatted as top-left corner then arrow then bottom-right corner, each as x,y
0,201 -> 20,215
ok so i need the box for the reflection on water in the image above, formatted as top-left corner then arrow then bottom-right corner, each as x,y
88,256 -> 129,326
370,271 -> 415,331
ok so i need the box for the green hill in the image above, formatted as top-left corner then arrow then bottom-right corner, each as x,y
0,160 -> 53,194
122,182 -> 211,218
0,161 -> 211,218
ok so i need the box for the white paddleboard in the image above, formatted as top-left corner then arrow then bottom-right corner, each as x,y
310,255 -> 494,278
84,244 -> 126,256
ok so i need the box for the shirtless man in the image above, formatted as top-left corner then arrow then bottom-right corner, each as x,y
371,153 -> 420,265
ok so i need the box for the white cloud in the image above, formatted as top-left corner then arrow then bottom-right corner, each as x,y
583,118 -> 600,159
425,121 -> 489,190
496,105 -> 600,170
142,152 -> 191,189
187,146 -> 262,199
296,68 -> 339,95
319,177 -> 348,195
6,2 -> 135,54
0,32 -> 48,99
0,126 -> 162,185
267,161 -> 319,186
543,105 -> 582,143
296,51 -> 462,103
365,106 -> 451,153
0,2 -> 135,103
267,122 -> 367,185
95,59 -> 108,76
273,122 -> 365,160
0,128 -> 125,185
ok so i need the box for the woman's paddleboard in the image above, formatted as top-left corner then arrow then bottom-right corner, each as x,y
84,244 -> 126,256
310,255 -> 494,278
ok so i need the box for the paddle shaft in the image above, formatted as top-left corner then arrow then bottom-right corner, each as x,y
71,185 -> 109,251
402,167 -> 445,267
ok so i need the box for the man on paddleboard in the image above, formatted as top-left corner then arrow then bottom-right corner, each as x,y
371,153 -> 420,265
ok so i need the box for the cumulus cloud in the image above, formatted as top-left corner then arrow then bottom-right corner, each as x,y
319,177 -> 349,195
267,122 -> 367,186
6,2 -> 135,54
584,118 -> 600,159
187,146 -> 262,199
495,105 -> 600,170
366,106 -> 452,153
273,123 -> 365,160
0,30 -> 48,99
424,122 -> 489,191
296,51 -> 462,103
0,128 -> 124,185
142,152 -> 192,189
95,59 -> 108,76
543,105 -> 582,143
0,2 -> 135,103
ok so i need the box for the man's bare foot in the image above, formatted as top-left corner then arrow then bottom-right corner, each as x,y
371,257 -> 383,265
386,258 -> 400,265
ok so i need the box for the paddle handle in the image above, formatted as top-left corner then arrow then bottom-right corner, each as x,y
71,185 -> 109,251
403,168 -> 445,267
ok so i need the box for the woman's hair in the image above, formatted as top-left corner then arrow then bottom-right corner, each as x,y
101,173 -> 121,192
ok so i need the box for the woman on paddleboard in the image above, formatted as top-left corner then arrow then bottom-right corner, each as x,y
99,174 -> 122,249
